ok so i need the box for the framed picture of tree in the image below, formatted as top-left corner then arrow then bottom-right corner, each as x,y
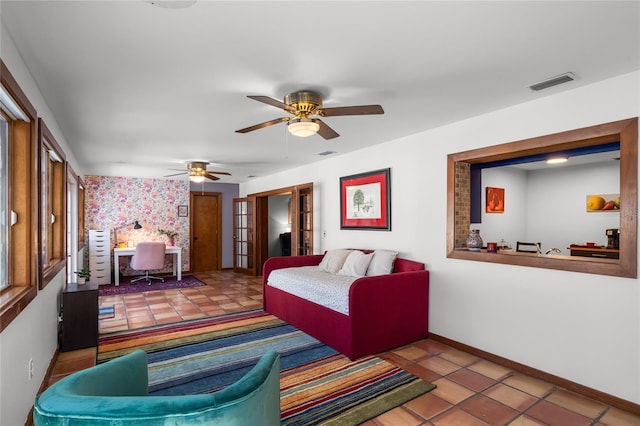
340,168 -> 391,230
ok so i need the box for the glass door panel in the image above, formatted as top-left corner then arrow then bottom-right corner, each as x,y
233,197 -> 256,274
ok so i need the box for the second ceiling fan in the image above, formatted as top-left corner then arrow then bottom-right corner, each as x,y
235,91 -> 384,140
165,161 -> 231,182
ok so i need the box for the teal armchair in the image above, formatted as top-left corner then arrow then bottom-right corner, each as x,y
34,349 -> 281,425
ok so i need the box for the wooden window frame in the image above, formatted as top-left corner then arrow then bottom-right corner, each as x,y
447,118 -> 638,278
0,59 -> 38,332
39,119 -> 66,288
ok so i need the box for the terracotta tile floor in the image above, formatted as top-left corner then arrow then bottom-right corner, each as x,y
49,271 -> 640,425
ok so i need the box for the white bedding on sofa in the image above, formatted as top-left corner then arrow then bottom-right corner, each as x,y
267,266 -> 358,315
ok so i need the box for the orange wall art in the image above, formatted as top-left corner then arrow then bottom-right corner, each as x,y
486,187 -> 504,213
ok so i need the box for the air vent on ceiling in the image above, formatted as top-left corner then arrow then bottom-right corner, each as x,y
529,72 -> 575,91
146,1 -> 197,9
318,150 -> 337,156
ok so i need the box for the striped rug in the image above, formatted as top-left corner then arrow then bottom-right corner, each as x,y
98,305 -> 115,320
98,310 -> 435,425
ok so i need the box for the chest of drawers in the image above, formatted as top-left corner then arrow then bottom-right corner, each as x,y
89,230 -> 111,284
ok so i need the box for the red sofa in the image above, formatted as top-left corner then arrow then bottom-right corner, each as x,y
263,253 -> 430,360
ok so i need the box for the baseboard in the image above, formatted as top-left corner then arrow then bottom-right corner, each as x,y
428,333 -> 640,416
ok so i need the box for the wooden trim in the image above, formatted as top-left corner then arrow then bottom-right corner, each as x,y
0,286 -> 37,332
249,182 -> 314,260
429,333 -> 640,416
247,184 -> 302,198
447,117 -> 638,278
41,259 -> 65,285
38,119 -> 67,289
0,59 -> 37,119
0,60 -> 38,330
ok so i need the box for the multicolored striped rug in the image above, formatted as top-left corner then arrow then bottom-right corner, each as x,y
99,310 -> 435,425
98,305 -> 115,320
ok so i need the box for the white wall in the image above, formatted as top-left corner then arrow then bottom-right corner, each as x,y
475,167 -> 528,249
242,71 -> 640,404
477,162 -> 620,254
1,25 -> 82,426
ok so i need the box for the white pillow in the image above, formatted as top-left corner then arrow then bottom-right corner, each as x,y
317,249 -> 353,274
338,251 -> 374,277
365,250 -> 399,276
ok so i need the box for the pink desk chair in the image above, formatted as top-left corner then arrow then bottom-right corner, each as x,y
130,242 -> 166,285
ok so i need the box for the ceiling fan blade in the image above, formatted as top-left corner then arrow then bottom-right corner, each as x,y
204,173 -> 220,181
316,120 -> 340,140
247,95 -> 297,113
318,104 -> 384,117
207,170 -> 231,176
236,117 -> 289,134
164,172 -> 188,177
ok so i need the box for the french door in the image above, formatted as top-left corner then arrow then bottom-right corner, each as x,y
232,197 -> 256,275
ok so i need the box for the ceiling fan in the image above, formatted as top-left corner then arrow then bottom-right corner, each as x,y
165,161 -> 231,182
235,91 -> 384,140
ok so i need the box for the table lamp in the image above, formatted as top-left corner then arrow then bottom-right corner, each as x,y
113,220 -> 142,248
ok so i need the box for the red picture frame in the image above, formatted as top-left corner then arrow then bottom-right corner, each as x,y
486,187 -> 504,213
340,168 -> 391,230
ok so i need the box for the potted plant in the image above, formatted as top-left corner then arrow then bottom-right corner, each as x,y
75,267 -> 91,285
157,228 -> 178,246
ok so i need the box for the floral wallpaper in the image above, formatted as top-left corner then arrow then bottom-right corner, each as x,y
85,176 -> 190,276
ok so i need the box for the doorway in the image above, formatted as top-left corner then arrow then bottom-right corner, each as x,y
190,191 -> 222,273
233,182 -> 313,275
268,194 -> 292,258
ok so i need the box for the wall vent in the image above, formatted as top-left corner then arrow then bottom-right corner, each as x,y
529,72 -> 575,91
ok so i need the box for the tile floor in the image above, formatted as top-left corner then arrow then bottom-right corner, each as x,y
98,270 -> 264,334
49,271 -> 640,425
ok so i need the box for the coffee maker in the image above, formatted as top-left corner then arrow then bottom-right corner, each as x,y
606,228 -> 619,249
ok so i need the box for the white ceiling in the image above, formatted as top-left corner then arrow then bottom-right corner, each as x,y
1,1 -> 638,183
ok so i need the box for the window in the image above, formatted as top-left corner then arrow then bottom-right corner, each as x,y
1,114 -> 8,291
0,59 -> 38,331
78,178 -> 85,249
447,118 -> 637,278
39,119 -> 66,288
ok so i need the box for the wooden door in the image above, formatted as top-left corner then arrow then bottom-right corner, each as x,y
233,197 -> 257,275
190,192 -> 221,272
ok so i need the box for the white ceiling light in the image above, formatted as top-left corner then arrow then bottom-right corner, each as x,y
288,118 -> 320,138
189,174 -> 205,183
546,157 -> 568,164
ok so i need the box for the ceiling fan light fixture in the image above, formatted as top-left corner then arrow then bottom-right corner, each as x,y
288,118 -> 320,137
189,174 -> 206,183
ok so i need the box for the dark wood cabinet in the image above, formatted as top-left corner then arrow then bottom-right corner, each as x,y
60,282 -> 98,351
569,246 -> 619,259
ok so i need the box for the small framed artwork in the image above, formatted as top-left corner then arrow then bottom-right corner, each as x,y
178,205 -> 188,217
340,168 -> 391,230
586,193 -> 619,212
486,187 -> 504,213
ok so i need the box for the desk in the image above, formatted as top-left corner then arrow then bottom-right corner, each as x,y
114,246 -> 182,286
